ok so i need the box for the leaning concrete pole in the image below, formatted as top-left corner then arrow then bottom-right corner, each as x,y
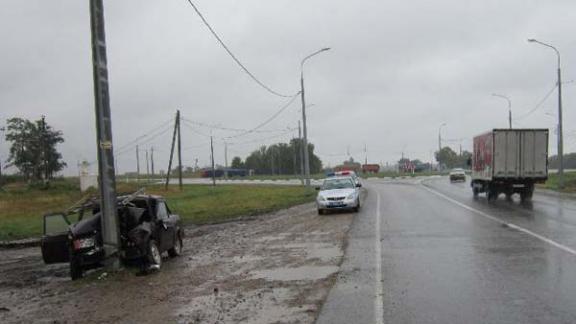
89,0 -> 120,270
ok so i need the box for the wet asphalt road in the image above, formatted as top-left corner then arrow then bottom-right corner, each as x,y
318,176 -> 576,324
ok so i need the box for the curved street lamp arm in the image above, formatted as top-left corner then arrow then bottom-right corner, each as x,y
528,39 -> 560,68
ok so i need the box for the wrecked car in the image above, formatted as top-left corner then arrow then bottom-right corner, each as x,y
40,191 -> 184,280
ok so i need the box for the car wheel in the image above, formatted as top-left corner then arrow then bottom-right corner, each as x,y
317,209 -> 324,215
168,233 -> 183,258
147,240 -> 162,269
70,257 -> 83,280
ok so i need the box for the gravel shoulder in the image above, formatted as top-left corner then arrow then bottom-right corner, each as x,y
0,202 -> 355,323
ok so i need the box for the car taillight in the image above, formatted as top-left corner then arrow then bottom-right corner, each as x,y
73,237 -> 95,250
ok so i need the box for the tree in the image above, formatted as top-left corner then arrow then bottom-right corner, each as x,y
435,147 -> 472,169
435,147 -> 458,169
243,140 -> 322,175
231,156 -> 244,169
4,117 -> 66,181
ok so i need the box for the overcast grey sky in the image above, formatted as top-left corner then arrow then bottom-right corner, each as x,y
1,0 -> 575,175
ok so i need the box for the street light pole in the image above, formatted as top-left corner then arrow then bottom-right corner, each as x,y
528,38 -> 564,189
491,93 -> 512,129
301,47 -> 330,186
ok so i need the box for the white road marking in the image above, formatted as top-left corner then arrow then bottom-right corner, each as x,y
375,193 -> 384,324
421,184 -> 576,257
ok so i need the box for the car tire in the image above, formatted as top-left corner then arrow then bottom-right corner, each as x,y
317,209 -> 324,215
168,233 -> 183,258
147,240 -> 162,269
70,257 -> 83,280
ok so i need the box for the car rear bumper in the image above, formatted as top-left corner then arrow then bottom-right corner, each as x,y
450,175 -> 466,181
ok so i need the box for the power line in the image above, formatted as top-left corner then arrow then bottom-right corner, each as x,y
183,0 -> 296,98
227,129 -> 294,146
115,125 -> 173,157
180,120 -> 212,138
516,84 -> 558,120
115,118 -> 173,152
223,93 -> 300,139
180,116 -> 292,134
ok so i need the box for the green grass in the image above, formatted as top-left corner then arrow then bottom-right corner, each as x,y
540,172 -> 576,192
0,180 -> 316,241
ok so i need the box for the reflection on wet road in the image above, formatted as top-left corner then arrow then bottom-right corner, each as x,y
318,177 -> 576,324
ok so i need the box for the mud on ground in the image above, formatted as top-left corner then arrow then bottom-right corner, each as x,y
0,203 -> 354,323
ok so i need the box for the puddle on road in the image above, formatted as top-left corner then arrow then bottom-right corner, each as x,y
251,265 -> 339,281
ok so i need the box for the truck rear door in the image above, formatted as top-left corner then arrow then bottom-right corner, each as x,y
520,130 -> 549,178
494,130 -> 520,178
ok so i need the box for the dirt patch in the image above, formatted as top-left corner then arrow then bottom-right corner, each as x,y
0,203 -> 354,323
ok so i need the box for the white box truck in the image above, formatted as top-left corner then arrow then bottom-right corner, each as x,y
470,129 -> 549,201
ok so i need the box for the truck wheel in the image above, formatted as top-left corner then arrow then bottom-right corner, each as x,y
168,233 -> 183,258
473,187 -> 479,197
70,258 -> 83,280
520,188 -> 534,202
487,189 -> 498,201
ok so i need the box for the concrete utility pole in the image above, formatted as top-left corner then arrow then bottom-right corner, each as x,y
177,112 -> 182,190
528,38 -> 564,189
210,136 -> 216,186
492,93 -> 512,129
0,127 -> 4,186
301,47 -> 330,186
298,121 -> 304,185
89,0 -> 120,270
224,141 -> 228,179
136,145 -> 140,180
150,146 -> 155,176
145,149 -> 150,180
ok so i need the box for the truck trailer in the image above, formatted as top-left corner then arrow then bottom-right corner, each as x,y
470,129 -> 548,201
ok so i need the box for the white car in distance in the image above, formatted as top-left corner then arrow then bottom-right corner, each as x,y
316,176 -> 361,215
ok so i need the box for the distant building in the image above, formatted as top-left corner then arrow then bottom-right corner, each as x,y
362,164 -> 380,173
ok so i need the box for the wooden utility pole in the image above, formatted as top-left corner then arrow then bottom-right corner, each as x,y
89,0 -> 120,270
165,110 -> 179,189
177,112 -> 182,190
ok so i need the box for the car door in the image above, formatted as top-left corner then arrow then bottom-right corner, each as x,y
41,213 -> 72,264
156,200 -> 176,251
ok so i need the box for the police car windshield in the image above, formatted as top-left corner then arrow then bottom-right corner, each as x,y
322,178 -> 354,190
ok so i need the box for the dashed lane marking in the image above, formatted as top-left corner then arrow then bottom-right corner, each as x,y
375,193 -> 384,324
421,184 -> 576,257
